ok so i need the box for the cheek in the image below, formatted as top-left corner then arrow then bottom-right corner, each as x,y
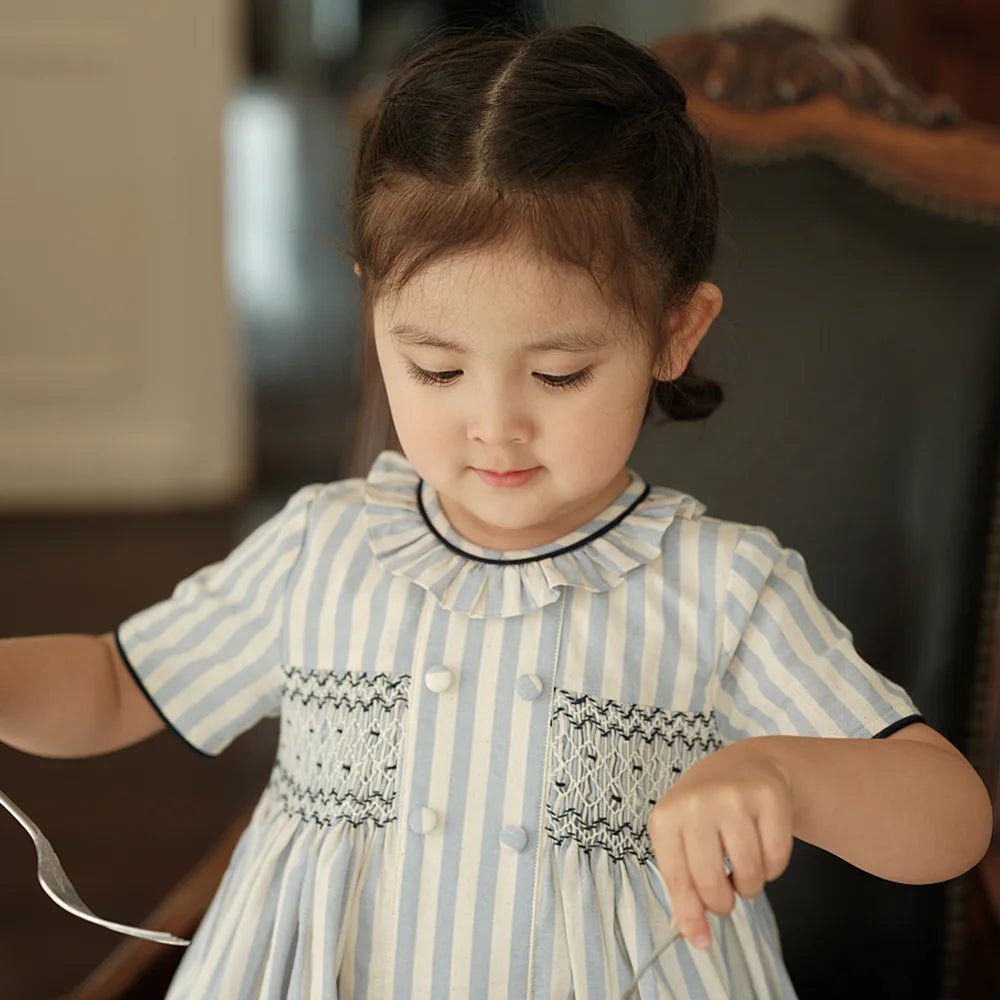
564,382 -> 646,433
382,380 -> 454,463
388,387 -> 435,436
382,364 -> 425,415
554,385 -> 648,460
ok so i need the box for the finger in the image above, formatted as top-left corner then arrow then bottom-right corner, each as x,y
683,825 -> 735,920
720,816 -> 766,899
756,791 -> 794,882
655,828 -> 712,949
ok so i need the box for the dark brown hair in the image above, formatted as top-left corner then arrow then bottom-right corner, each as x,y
343,20 -> 722,424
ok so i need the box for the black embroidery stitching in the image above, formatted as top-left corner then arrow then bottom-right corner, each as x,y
545,687 -> 722,863
551,692 -> 721,748
271,762 -> 397,829
270,668 -> 410,829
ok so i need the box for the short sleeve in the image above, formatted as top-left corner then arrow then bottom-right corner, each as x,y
115,484 -> 321,757
712,525 -> 924,745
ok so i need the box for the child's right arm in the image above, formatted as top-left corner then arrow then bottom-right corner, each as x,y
0,633 -> 165,759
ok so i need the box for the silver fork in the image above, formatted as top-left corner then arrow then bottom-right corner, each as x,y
621,924 -> 683,998
623,856 -> 732,998
0,786 -> 189,946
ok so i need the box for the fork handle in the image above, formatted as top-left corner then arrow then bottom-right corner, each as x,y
0,787 -> 41,839
623,925 -> 683,997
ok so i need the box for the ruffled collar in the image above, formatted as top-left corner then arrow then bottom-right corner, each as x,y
363,450 -> 705,618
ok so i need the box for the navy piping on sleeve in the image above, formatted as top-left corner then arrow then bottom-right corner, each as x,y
113,627 -> 212,758
872,714 -> 926,739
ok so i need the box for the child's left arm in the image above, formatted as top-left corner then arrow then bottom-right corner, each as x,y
648,722 -> 994,950
760,721 -> 993,881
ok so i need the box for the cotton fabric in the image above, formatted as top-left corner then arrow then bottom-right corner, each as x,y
116,449 -> 924,998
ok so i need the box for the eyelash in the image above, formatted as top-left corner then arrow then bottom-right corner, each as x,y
405,362 -> 595,391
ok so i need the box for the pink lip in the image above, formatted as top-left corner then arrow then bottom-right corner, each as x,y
474,467 -> 540,488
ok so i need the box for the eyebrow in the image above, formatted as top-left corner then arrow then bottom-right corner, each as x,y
388,322 -> 612,354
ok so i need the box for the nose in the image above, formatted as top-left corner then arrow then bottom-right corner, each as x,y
467,384 -> 532,446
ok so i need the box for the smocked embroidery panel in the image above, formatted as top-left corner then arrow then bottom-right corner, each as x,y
546,688 -> 723,863
270,667 -> 410,828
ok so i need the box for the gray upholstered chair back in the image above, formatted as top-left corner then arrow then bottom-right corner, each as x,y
630,152 -> 999,1000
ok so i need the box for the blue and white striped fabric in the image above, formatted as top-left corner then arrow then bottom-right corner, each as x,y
116,449 -> 924,999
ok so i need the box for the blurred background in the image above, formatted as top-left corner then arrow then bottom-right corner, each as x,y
0,0 -> 998,997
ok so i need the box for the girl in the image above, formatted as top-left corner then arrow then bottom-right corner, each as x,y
1,20 -> 993,1000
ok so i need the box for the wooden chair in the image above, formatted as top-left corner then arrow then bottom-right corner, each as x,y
65,17 -> 1000,999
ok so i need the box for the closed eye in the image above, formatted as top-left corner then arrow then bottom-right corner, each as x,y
405,362 -> 595,390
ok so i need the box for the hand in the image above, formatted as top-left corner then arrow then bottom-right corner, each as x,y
646,739 -> 795,950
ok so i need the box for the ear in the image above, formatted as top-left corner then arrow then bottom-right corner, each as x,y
354,262 -> 362,278
652,282 -> 722,381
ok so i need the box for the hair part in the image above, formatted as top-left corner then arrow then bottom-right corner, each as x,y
339,20 -> 723,423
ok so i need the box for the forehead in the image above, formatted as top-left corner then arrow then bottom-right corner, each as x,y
373,243 -> 624,354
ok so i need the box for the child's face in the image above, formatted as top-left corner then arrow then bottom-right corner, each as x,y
370,240 -> 700,551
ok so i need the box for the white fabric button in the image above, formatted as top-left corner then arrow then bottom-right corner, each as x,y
515,673 -> 543,701
499,825 -> 528,852
409,807 -> 438,835
424,664 -> 454,693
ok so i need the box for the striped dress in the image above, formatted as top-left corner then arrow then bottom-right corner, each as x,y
115,448 -> 924,999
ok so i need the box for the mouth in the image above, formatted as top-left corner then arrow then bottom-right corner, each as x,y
474,466 -> 541,487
